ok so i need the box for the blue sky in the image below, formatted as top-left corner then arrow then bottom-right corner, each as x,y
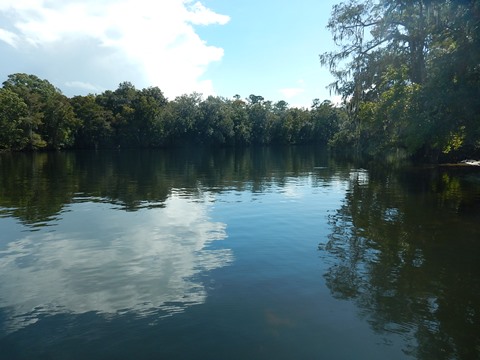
0,0 -> 339,107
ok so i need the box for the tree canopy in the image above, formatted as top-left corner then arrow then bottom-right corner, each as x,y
0,73 -> 343,151
321,0 -> 480,161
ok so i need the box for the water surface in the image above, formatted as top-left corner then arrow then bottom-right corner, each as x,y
0,148 -> 479,359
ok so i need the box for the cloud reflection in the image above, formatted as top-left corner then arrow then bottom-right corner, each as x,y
0,192 -> 232,333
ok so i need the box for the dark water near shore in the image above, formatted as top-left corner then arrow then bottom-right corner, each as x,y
0,147 -> 479,359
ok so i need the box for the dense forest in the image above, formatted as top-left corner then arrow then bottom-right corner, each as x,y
0,73 -> 343,151
321,0 -> 480,161
0,0 -> 479,162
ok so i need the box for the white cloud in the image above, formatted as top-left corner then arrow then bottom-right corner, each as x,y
0,28 -> 19,47
0,0 -> 230,97
0,193 -> 233,333
187,1 -> 230,25
279,87 -> 305,99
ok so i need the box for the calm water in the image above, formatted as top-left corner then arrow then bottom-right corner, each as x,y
0,147 -> 479,360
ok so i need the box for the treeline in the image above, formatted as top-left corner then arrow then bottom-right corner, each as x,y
0,73 -> 343,151
321,0 -> 480,162
3,1 -> 478,162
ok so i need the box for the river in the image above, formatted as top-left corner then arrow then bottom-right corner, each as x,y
0,147 -> 479,359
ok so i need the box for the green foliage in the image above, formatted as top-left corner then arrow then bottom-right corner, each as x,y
163,93 -> 202,145
230,97 -> 251,145
0,73 -> 347,151
2,73 -> 77,150
321,0 -> 480,161
0,88 -> 28,150
197,96 -> 235,145
71,95 -> 113,148
42,92 -> 78,149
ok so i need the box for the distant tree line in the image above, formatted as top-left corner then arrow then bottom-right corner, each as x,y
0,73 -> 343,151
3,0 -> 478,163
321,0 -> 480,162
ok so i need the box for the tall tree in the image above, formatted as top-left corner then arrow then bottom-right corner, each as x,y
230,96 -> 252,145
320,0 -> 432,99
246,94 -> 273,145
2,74 -> 47,149
0,88 -> 29,150
197,96 -> 235,145
321,0 -> 480,160
131,87 -> 168,147
2,73 -> 77,149
311,99 -> 342,145
163,93 -> 202,145
71,95 -> 113,149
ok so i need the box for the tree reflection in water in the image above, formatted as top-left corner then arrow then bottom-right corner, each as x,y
319,165 -> 480,360
0,146 -> 331,226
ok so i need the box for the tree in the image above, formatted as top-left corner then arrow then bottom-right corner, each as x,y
197,96 -> 235,145
0,88 -> 28,150
2,73 -> 78,149
42,92 -> 79,149
163,93 -> 202,145
321,0 -> 480,160
320,0 -> 431,98
246,94 -> 273,144
131,87 -> 168,147
2,74 -> 47,149
71,95 -> 113,149
311,99 -> 342,145
230,96 -> 251,145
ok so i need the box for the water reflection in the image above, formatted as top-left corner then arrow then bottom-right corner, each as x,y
0,147 -> 332,226
320,165 -> 480,359
0,192 -> 231,334
2,148 -> 479,358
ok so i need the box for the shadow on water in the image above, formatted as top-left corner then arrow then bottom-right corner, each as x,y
319,163 -> 480,360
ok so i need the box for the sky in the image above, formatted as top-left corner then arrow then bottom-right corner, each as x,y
0,0 -> 340,108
